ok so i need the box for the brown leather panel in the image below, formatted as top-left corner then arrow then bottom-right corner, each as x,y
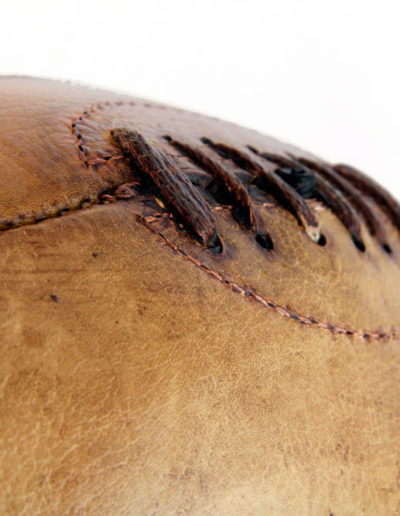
0,204 -> 399,515
0,78 -> 133,227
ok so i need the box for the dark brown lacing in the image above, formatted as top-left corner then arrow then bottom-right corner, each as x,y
111,129 -> 220,250
247,147 -> 316,199
334,163 -> 400,232
199,138 -> 321,243
248,147 -> 396,254
111,128 -> 398,255
163,136 -> 273,249
293,156 -> 390,253
312,174 -> 365,251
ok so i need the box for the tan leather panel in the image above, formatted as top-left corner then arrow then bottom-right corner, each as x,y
0,78 -> 133,227
0,204 -> 399,515
147,199 -> 400,332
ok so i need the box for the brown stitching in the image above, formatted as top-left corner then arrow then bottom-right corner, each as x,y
72,100 -> 172,167
137,213 -> 400,342
0,200 -> 98,231
0,183 -> 136,232
71,101 -> 130,166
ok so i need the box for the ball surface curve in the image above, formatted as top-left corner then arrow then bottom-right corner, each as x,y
0,77 -> 399,515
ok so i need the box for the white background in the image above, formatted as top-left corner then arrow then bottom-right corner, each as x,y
1,0 -> 399,199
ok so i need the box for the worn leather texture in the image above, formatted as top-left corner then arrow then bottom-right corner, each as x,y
0,77 -> 399,515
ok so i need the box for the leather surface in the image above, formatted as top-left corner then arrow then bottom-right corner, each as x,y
0,77 -> 399,515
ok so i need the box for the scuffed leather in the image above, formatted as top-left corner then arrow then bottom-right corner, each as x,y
0,77 -> 399,515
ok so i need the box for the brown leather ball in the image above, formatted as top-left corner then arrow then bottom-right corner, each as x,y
0,77 -> 399,515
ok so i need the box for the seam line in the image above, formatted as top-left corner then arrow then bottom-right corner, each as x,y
137,214 -> 400,342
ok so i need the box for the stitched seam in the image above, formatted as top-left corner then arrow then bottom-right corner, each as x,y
137,214 -> 400,341
0,191 -> 111,231
72,101 -> 125,167
72,100 -> 168,167
72,100 -> 229,166
0,102 -> 136,230
0,195 -> 230,233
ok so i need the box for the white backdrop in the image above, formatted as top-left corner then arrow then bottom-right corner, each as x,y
1,0 -> 399,198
